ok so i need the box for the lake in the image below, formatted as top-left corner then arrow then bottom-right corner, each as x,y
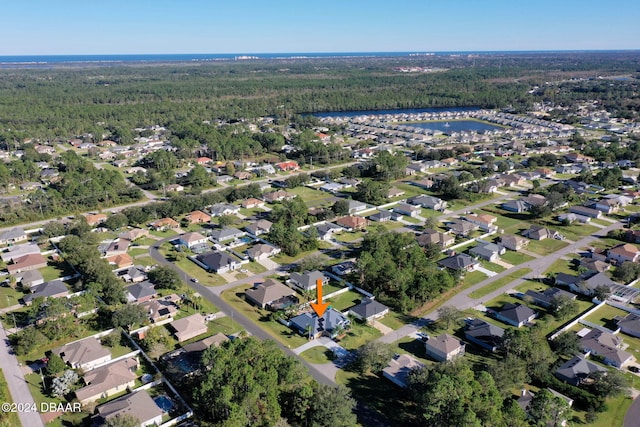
403,120 -> 503,133
311,106 -> 478,118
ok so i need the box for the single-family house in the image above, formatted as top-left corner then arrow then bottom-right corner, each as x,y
196,156 -> 212,165
407,195 -> 447,211
463,214 -> 498,232
177,232 -> 208,249
320,182 -> 344,194
382,354 -> 425,388
347,200 -> 368,214
84,214 -> 107,227
522,225 -> 562,241
241,198 -> 265,209
348,299 -> 389,323
579,329 -> 634,368
0,227 -> 28,245
119,266 -> 147,283
106,253 -> 134,269
469,242 -> 505,262
52,338 -> 112,371
263,190 -> 296,203
314,222 -> 343,240
590,198 -> 621,214
555,356 -> 607,386
169,313 -> 208,342
210,227 -> 245,242
524,287 -> 576,309
446,219 -> 478,237
394,203 -> 421,218
1,243 -> 41,263
140,296 -> 179,323
424,333 -> 465,362
500,235 -> 529,251
148,217 -> 179,231
616,313 -> 640,338
331,260 -> 356,276
368,210 -> 394,223
569,206 -> 602,219
209,203 -> 241,217
416,229 -> 455,248
93,390 -> 163,427
182,332 -> 230,354
7,253 -> 48,275
438,254 -> 479,272
196,251 -> 242,274
289,270 -> 328,292
494,303 -> 536,327
99,239 -> 130,257
247,243 -> 281,261
387,187 -> 406,198
234,171 -> 253,180
75,357 -> 139,405
245,278 -> 298,310
245,219 -> 273,236
125,281 -> 157,303
275,161 -> 299,171
119,228 -> 149,242
411,179 -> 435,190
215,174 -> 233,184
335,215 -> 369,231
165,184 -> 184,192
501,200 -> 529,213
22,280 -> 69,305
184,210 -> 212,224
464,319 -> 505,352
16,269 -> 44,290
289,308 -> 350,339
558,213 -> 592,224
608,243 -> 640,264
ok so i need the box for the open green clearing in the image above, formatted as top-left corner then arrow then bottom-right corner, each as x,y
583,304 -> 629,329
501,250 -> 535,265
480,260 -> 506,273
463,270 -> 488,287
527,238 -> 570,255
0,370 -> 19,427
543,258 -> 577,276
467,268 -> 532,299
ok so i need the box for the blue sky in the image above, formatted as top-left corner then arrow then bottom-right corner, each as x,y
1,0 -> 638,55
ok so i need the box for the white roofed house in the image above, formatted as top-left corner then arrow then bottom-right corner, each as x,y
247,243 -> 281,261
0,227 -> 28,245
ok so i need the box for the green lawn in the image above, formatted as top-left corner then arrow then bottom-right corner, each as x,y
289,187 -> 334,204
24,372 -> 89,427
149,229 -> 179,238
300,346 -> 332,364
389,336 -> 432,365
400,215 -> 421,224
463,270 -> 488,287
467,268 -> 532,299
501,250 -> 535,265
377,311 -> 415,331
527,239 -> 570,256
480,260 -> 506,273
0,286 -> 24,308
337,322 -> 382,350
555,223 -> 600,241
273,248 -> 325,264
335,231 -> 365,243
128,248 -> 149,258
133,237 -> 159,246
245,261 -> 268,274
131,256 -> 157,267
326,290 -> 363,312
40,259 -> 76,281
221,285 -> 308,348
583,304 -> 629,329
543,258 -> 577,276
0,369 -> 20,427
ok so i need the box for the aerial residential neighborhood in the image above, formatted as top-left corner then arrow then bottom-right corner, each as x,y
1,46 -> 640,427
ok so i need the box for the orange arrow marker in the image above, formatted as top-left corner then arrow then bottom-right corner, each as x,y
310,278 -> 329,317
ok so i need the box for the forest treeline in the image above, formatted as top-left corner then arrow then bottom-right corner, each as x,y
0,52 -> 639,141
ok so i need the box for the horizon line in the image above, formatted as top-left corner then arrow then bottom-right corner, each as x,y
1,48 -> 640,57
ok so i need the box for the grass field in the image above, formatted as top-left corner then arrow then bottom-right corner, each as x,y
527,238 -> 570,256
480,260 -> 506,273
326,289 -> 363,311
337,321 -> 382,350
0,286 -> 23,308
463,270 -> 488,287
500,250 -> 535,265
467,268 -> 532,299
543,258 -> 577,276
583,304 -> 629,329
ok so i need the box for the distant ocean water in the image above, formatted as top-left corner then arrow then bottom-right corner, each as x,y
0,50 -> 623,66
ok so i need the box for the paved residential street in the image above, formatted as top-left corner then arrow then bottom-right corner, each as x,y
0,321 -> 45,427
